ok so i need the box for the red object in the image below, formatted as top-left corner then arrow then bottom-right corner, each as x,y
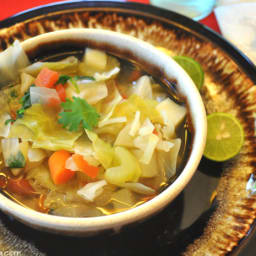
48,150 -> 75,185
200,12 -> 221,34
0,0 -> 221,34
35,67 -> 59,88
72,154 -> 99,179
55,84 -> 67,102
7,178 -> 35,196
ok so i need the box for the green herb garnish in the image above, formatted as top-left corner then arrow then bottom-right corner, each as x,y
56,75 -> 71,85
58,96 -> 100,131
5,85 -> 34,125
17,84 -> 34,118
6,151 -> 26,168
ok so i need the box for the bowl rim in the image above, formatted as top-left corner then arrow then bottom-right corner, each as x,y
0,28 -> 207,234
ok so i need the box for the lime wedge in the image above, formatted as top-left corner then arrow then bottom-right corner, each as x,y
204,113 -> 244,162
173,56 -> 204,90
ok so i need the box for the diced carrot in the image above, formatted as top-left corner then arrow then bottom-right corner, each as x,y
72,154 -> 99,179
35,67 -> 59,88
55,83 -> 66,102
46,97 -> 61,108
48,150 -> 75,185
7,178 -> 35,196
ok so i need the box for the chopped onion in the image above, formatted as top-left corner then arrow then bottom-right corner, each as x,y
65,156 -> 79,172
30,87 -> 60,106
77,180 -> 107,202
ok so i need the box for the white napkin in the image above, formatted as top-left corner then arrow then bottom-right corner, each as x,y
214,1 -> 256,63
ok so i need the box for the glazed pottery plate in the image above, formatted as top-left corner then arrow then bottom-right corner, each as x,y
0,1 -> 256,255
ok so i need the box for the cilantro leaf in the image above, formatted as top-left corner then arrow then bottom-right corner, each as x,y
56,75 -> 71,85
58,97 -> 100,131
17,84 -> 34,118
5,85 -> 34,125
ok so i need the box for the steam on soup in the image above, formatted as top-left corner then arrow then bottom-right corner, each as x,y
0,41 -> 188,217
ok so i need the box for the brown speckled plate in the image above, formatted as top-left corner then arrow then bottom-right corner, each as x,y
0,1 -> 256,256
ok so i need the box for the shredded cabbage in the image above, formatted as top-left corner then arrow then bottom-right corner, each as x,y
94,67 -> 120,81
114,123 -> 134,148
132,149 -> 158,178
113,94 -> 163,124
86,129 -> 114,169
73,135 -> 100,166
23,56 -> 78,76
77,180 -> 107,202
98,86 -> 123,127
133,134 -> 159,164
18,104 -> 82,151
65,81 -> 108,105
157,138 -> 181,179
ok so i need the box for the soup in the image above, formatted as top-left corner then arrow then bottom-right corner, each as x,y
0,41 -> 188,217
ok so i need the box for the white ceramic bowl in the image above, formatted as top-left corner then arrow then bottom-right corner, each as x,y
0,29 -> 207,236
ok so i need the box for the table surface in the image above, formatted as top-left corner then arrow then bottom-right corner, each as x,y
0,1 -> 255,255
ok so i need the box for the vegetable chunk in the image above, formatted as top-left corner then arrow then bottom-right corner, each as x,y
48,150 -> 75,185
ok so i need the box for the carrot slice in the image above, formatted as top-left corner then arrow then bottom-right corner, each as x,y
7,178 -> 35,196
55,83 -> 66,102
72,154 -> 99,179
48,150 -> 75,185
35,67 -> 59,88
